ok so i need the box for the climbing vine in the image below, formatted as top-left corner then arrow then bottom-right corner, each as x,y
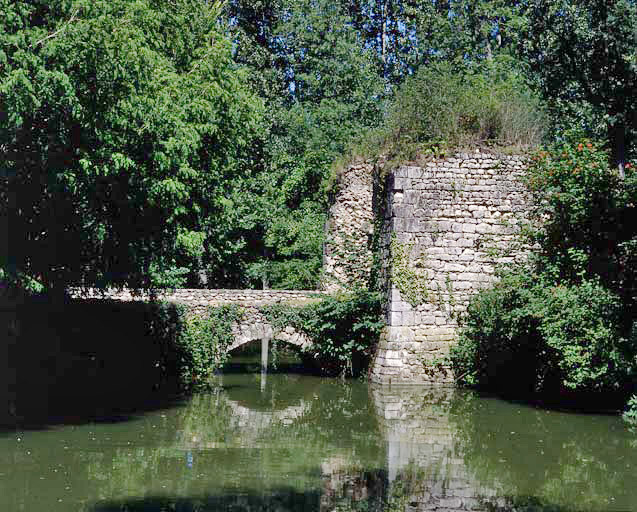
324,228 -> 373,290
149,303 -> 244,391
390,234 -> 430,307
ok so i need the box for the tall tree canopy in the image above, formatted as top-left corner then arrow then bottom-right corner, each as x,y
1,0 -> 262,291
224,0 -> 383,289
4,0 -> 636,292
521,0 -> 637,174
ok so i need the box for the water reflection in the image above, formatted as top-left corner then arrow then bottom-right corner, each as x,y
1,368 -> 636,512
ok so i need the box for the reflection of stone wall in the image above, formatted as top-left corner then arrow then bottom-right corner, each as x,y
372,153 -> 530,384
371,385 -> 501,511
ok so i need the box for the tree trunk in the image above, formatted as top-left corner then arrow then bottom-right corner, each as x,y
610,121 -> 626,179
381,0 -> 387,78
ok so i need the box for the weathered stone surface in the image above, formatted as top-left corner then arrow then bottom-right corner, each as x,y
322,161 -> 375,292
371,152 -> 531,384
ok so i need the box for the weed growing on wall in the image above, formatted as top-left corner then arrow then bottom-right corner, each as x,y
324,228 -> 374,290
334,60 -> 545,177
390,234 -> 429,307
149,302 -> 243,391
178,305 -> 243,390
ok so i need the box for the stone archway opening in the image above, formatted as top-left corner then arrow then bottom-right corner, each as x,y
226,336 -> 306,374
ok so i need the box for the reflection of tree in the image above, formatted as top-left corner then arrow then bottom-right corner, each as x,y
449,393 -> 637,511
78,379 -> 386,511
7,372 -> 635,512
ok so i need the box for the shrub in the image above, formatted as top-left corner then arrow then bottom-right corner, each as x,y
174,305 -> 242,390
623,395 -> 637,426
386,61 -> 545,150
263,290 -> 383,376
451,270 -> 636,397
138,301 -> 243,391
336,58 -> 546,172
526,140 -> 637,300
452,140 -> 637,411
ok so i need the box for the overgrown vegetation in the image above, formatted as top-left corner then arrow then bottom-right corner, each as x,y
158,304 -> 243,391
263,290 -> 384,376
339,60 -> 546,172
624,395 -> 637,427
1,0 -> 262,291
451,141 -> 637,414
389,234 -> 430,307
4,0 -> 636,291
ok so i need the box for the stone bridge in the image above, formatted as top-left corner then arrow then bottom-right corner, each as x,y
71,288 -> 326,365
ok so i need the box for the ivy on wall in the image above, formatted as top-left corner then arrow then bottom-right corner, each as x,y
149,302 -> 244,391
390,234 -> 430,307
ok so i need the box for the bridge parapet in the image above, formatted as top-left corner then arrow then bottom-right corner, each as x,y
69,288 -> 324,354
70,288 -> 326,307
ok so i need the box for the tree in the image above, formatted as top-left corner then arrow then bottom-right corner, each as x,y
521,0 -> 637,175
223,0 -> 383,289
0,0 -> 262,292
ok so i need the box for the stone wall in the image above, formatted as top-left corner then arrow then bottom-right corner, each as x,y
70,288 -> 324,307
322,161 -> 375,292
371,152 -> 530,384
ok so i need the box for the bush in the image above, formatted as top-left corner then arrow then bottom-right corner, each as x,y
387,61 -> 545,149
263,290 -> 383,376
338,59 -> 546,171
167,304 -> 242,390
526,140 -> 637,301
624,395 -> 637,426
451,270 -> 636,397
452,140 -> 637,410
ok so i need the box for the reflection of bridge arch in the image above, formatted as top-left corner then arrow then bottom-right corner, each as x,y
225,398 -> 310,430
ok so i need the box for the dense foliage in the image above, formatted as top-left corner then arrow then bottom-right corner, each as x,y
1,0 -> 262,291
153,304 -> 243,391
521,0 -> 637,174
343,59 -> 545,168
5,0 -> 637,290
451,141 -> 637,411
3,0 -> 637,421
263,290 -> 384,376
223,0 -> 384,288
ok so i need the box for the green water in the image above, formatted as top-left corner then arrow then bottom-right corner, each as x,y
1,361 -> 636,512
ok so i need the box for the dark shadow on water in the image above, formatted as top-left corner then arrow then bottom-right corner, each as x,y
471,387 -> 626,416
88,469 -> 389,511
1,297 -> 188,434
0,388 -> 186,435
89,490 -> 323,512
87,491 -> 600,512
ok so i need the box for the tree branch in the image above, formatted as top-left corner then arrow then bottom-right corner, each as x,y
31,9 -> 80,48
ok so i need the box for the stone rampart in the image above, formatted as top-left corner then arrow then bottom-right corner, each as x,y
371,153 -> 530,384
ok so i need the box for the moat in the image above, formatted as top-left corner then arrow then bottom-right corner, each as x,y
2,357 -> 636,512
